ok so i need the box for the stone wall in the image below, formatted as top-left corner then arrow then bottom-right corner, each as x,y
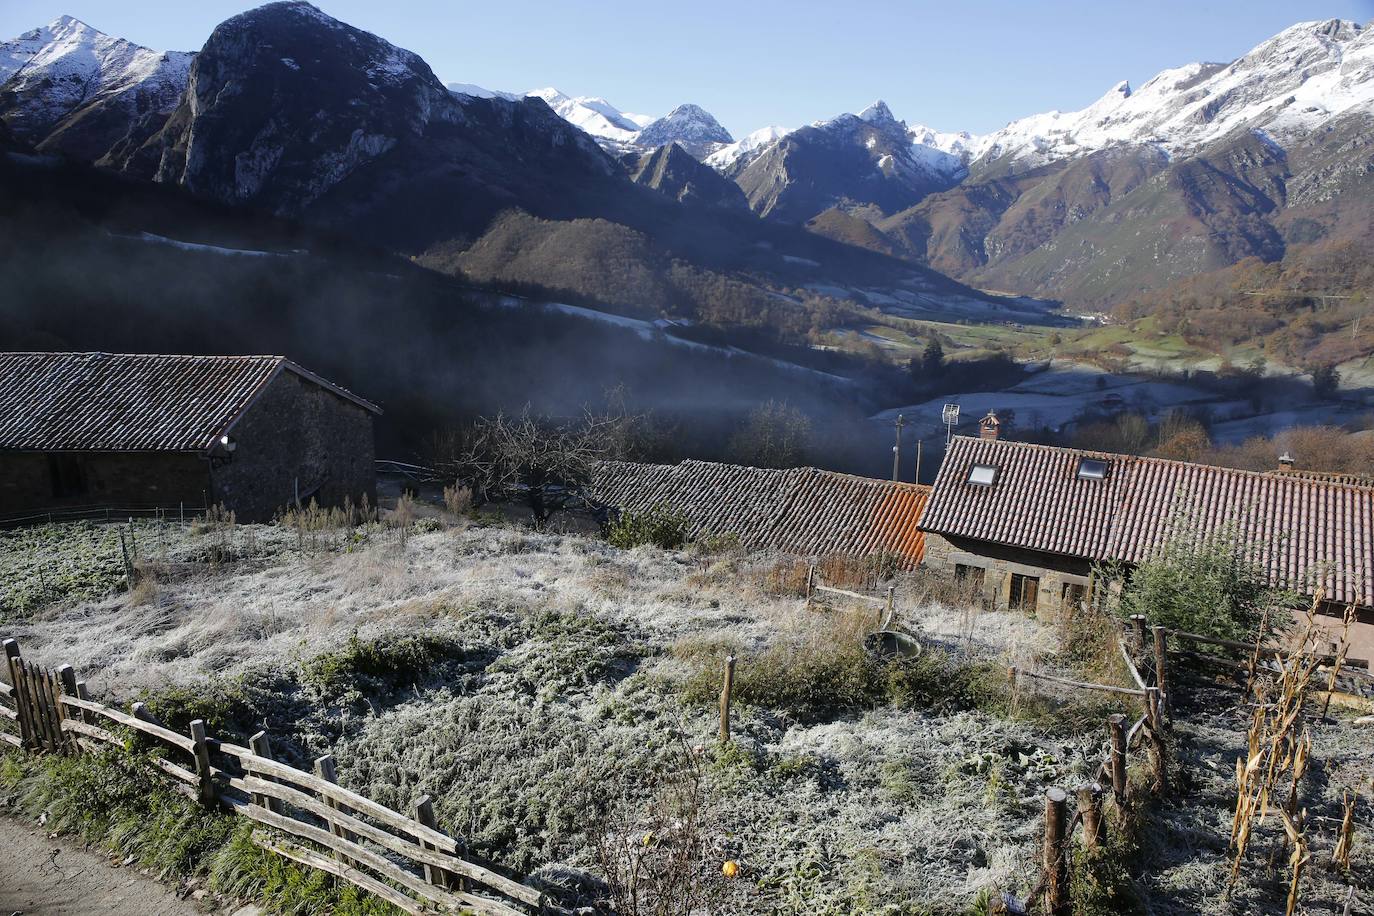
212,369 -> 376,522
921,531 -> 1093,623
0,451 -> 210,517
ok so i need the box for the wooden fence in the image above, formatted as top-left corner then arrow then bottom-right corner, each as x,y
0,638 -> 559,916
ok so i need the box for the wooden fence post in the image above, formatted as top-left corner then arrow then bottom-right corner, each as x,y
805,564 -> 815,602
57,665 -> 77,753
1146,688 -> 1168,793
415,795 -> 458,891
75,681 -> 94,726
250,731 -> 284,814
884,586 -> 896,627
189,719 -> 216,807
1043,787 -> 1069,916
4,639 -> 32,749
1077,783 -> 1103,850
1108,714 -> 1128,806
719,655 -> 737,743
1152,626 -> 1170,713
314,755 -> 356,869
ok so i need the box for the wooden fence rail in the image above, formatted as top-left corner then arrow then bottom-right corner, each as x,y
0,638 -> 557,916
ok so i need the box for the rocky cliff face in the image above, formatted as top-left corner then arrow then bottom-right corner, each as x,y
118,2 -> 621,249
0,16 -> 191,163
626,142 -> 747,209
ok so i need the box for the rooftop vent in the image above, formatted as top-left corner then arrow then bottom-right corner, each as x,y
968,464 -> 998,486
1077,457 -> 1108,480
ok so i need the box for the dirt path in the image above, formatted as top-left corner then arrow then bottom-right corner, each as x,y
0,816 -> 206,916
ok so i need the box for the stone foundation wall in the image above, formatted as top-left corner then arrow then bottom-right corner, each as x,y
920,532 -> 1093,623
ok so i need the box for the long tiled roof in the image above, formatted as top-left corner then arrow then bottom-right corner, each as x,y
0,352 -> 379,453
591,459 -> 929,566
920,437 -> 1374,607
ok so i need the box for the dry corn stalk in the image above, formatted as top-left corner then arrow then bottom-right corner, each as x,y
1331,787 -> 1356,871
1319,603 -> 1356,719
1278,807 -> 1309,916
1227,595 -> 1325,897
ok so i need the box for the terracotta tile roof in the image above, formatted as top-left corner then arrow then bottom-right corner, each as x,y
920,436 -> 1374,607
591,459 -> 929,566
0,352 -> 379,453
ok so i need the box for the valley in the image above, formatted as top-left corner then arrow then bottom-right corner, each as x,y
1,3 -> 1372,479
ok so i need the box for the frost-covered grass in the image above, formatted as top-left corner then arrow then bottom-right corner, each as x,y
3,520 -> 1157,912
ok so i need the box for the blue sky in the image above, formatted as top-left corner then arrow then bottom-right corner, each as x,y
4,0 -> 1373,136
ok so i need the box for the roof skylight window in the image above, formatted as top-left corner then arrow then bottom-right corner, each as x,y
1077,458 -> 1109,480
967,464 -> 998,486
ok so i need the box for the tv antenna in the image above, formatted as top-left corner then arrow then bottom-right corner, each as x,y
942,403 -> 960,444
891,414 -> 905,482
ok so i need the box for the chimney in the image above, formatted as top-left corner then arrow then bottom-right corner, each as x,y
979,410 -> 1001,441
1278,452 -> 1295,472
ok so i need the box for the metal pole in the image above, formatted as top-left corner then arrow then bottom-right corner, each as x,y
914,439 -> 923,484
891,414 -> 905,482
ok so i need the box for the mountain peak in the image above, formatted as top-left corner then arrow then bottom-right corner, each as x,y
636,103 -> 732,158
857,100 -> 896,124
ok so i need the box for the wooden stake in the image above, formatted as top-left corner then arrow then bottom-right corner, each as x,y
189,719 -> 216,807
805,564 -> 815,601
719,655 -> 736,743
314,755 -> 356,870
1146,687 -> 1167,793
56,665 -> 77,754
1043,787 -> 1069,916
1152,626 -> 1170,713
415,795 -> 458,891
1077,784 -> 1103,850
250,731 -> 284,814
4,639 -> 33,749
1108,714 -> 1128,806
75,681 -> 94,726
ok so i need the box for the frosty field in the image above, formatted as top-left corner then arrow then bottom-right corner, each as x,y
2,518 -> 1369,914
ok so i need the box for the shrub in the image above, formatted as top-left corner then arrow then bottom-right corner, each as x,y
300,631 -> 474,699
606,505 -> 691,551
1106,517 -> 1297,645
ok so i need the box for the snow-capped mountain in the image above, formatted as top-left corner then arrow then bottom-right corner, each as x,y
962,19 -> 1374,170
0,15 -> 191,162
445,83 -> 727,159
730,99 -> 964,221
634,104 -> 733,159
526,87 -> 652,147
704,125 -> 789,171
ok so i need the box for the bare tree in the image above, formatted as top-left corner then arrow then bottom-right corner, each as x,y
434,405 -> 639,526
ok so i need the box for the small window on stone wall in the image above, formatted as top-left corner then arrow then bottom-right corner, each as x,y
954,563 -> 986,592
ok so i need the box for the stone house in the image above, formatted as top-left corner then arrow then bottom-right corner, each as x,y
0,352 -> 380,522
917,414 -> 1374,656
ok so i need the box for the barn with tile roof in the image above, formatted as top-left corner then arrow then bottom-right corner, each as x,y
591,459 -> 930,567
0,352 -> 380,522
918,431 -> 1374,654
